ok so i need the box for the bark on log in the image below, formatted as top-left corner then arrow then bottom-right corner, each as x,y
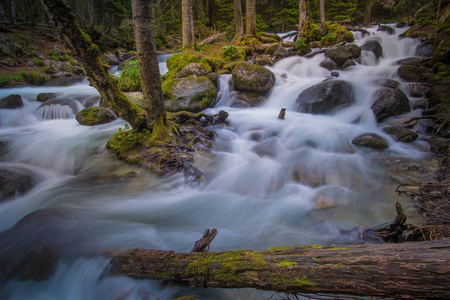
197,33 -> 225,47
109,239 -> 450,299
41,0 -> 147,130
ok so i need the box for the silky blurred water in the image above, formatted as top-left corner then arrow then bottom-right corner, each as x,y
0,29 -> 432,299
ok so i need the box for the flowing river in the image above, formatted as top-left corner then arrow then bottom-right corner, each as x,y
0,26 -> 434,299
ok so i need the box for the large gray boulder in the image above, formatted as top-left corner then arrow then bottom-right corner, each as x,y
320,59 -> 337,71
101,52 -> 120,66
36,93 -> 60,102
164,75 -> 217,112
0,34 -> 22,56
232,62 -> 276,93
377,25 -> 395,35
352,133 -> 389,150
230,91 -> 267,108
361,40 -> 383,60
324,45 -> 353,68
295,80 -> 355,114
371,88 -> 411,122
76,107 -> 116,126
0,168 -> 34,201
0,94 -> 23,109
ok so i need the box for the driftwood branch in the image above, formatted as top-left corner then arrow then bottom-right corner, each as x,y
191,229 -> 218,252
198,32 -> 225,47
109,239 -> 450,299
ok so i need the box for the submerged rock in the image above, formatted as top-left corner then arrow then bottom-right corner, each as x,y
361,40 -> 383,60
76,107 -> 116,126
344,44 -> 362,59
324,45 -> 353,68
397,65 -> 427,82
164,75 -> 217,112
36,93 -> 60,102
372,78 -> 400,89
382,126 -> 419,143
377,25 -> 395,35
232,62 -> 276,93
230,91 -> 267,108
295,80 -> 355,114
371,88 -> 411,122
352,133 -> 389,150
0,94 -> 23,109
342,59 -> 356,70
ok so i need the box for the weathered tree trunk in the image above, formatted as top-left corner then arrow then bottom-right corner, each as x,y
299,0 -> 310,37
363,0 -> 377,26
182,0 -> 194,48
40,0 -> 147,131
435,0 -> 442,50
131,0 -> 166,128
245,0 -> 256,37
233,0 -> 244,41
109,240 -> 450,299
319,0 -> 326,33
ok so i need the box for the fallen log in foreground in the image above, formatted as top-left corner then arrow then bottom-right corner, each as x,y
109,239 -> 450,299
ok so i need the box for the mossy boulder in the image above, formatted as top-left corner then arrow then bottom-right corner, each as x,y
377,25 -> 395,35
342,59 -> 356,70
295,80 -> 355,114
76,107 -> 116,126
0,94 -> 23,109
361,40 -> 383,60
382,126 -> 419,143
324,45 -> 353,68
176,62 -> 211,78
371,88 -> 411,122
36,93 -> 59,102
232,62 -> 276,93
164,75 -> 217,112
352,133 -> 389,150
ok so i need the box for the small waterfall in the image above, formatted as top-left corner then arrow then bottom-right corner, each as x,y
36,104 -> 76,119
158,54 -> 172,75
215,74 -> 233,107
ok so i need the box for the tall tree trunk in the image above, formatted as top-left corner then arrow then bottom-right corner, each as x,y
182,0 -> 194,48
363,0 -> 377,26
435,0 -> 442,50
245,0 -> 256,37
233,0 -> 244,41
319,0 -> 326,33
40,0 -> 147,131
132,0 -> 166,128
190,1 -> 195,48
299,0 -> 310,37
109,240 -> 450,299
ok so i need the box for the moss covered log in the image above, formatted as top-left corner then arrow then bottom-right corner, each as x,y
109,239 -> 450,299
41,0 -> 147,130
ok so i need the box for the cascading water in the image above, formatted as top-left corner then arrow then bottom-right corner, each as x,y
0,29 -> 433,299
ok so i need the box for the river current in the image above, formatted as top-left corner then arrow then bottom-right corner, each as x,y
0,26 -> 433,299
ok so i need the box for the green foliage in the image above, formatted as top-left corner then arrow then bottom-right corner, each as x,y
116,59 -> 141,92
295,38 -> 310,53
325,0 -> 357,22
0,71 -> 49,88
222,45 -> 239,59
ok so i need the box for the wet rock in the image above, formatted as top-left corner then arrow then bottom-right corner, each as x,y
36,93 -> 59,102
177,62 -> 211,78
412,99 -> 428,110
315,195 -> 337,210
164,75 -> 217,112
116,49 -> 135,62
263,43 -> 281,55
0,94 -> 23,109
396,21 -> 406,28
101,52 -> 120,66
371,87 -> 411,122
74,95 -> 100,108
43,75 -> 85,86
382,126 -> 419,143
324,45 -> 353,68
395,57 -> 434,67
205,72 -> 219,88
280,73 -> 288,79
397,65 -> 427,82
0,34 -> 22,56
295,80 -> 355,114
330,71 -> 339,77
427,137 -> 449,156
292,164 -> 325,187
0,168 -> 34,201
232,62 -> 276,93
344,44 -> 362,59
37,99 -> 80,119
408,83 -> 429,97
252,137 -> 282,158
352,133 -> 389,150
342,59 -> 356,70
372,78 -> 400,89
124,92 -> 145,109
76,107 -> 116,126
361,40 -> 383,60
377,25 -> 395,35
415,42 -> 433,57
230,91 -> 266,108
320,59 -> 337,71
